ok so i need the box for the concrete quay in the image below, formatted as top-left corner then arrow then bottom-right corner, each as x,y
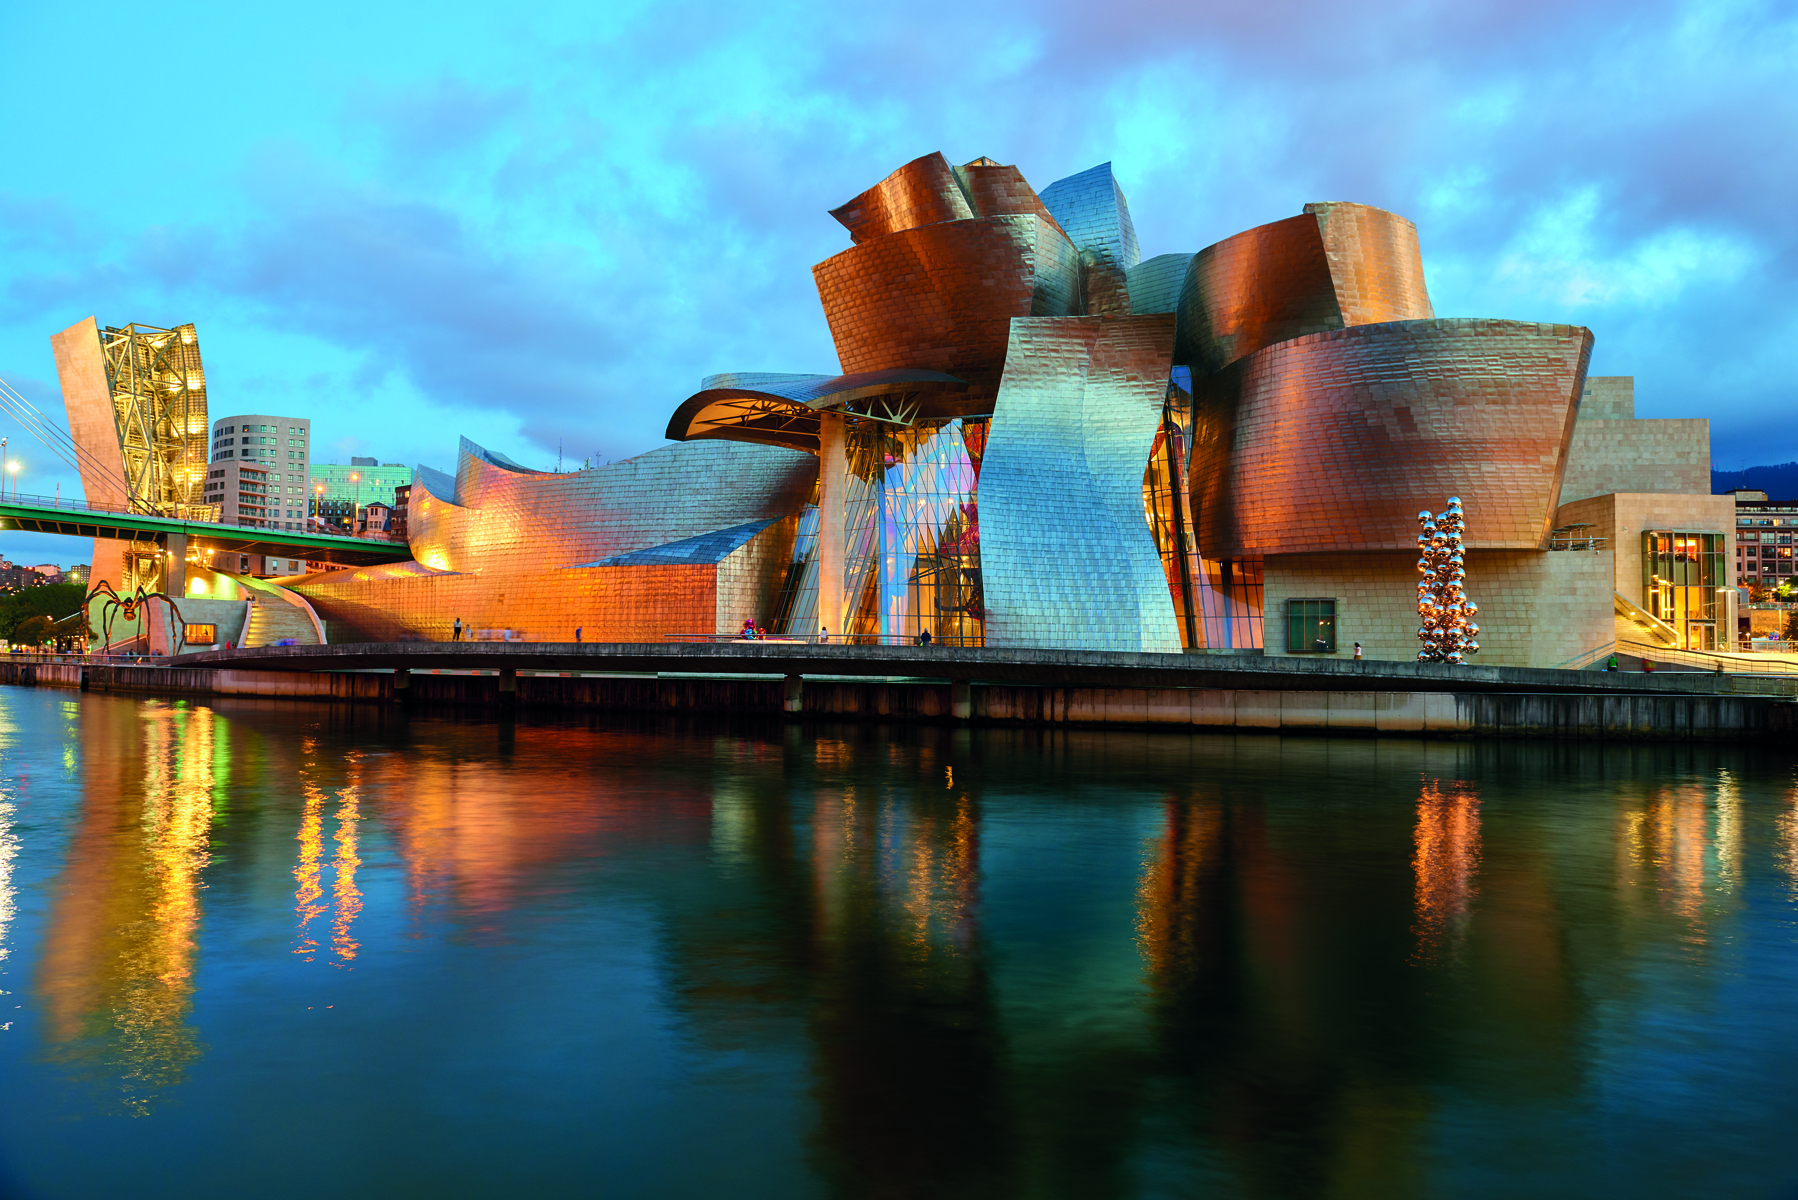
1,644 -> 1794,742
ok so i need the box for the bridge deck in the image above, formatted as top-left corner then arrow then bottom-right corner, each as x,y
0,494 -> 413,566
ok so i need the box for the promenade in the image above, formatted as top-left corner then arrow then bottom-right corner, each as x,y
2,641 -> 1794,742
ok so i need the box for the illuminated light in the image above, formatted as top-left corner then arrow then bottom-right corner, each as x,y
190,579 -> 207,595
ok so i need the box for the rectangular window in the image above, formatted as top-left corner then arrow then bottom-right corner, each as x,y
184,624 -> 218,643
1286,598 -> 1337,653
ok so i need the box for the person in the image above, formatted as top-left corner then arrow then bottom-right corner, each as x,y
453,617 -> 463,642
818,626 -> 829,644
575,627 -> 582,643
1606,654 -> 1618,672
756,626 -> 766,639
1314,636 -> 1328,652
916,629 -> 932,646
741,619 -> 756,640
1353,641 -> 1363,660
1643,658 -> 1654,674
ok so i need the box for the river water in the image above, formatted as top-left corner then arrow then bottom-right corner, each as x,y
1,688 -> 1797,1198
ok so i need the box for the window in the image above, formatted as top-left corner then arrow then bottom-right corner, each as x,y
184,624 -> 218,643
1286,598 -> 1337,653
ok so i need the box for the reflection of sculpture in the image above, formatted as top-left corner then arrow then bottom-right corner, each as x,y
1416,499 -> 1480,663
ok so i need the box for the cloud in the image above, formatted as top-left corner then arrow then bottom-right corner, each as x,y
0,0 -> 1793,484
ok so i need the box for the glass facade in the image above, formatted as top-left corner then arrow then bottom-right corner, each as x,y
1143,371 -> 1264,650
777,418 -> 986,645
1643,531 -> 1725,649
1285,598 -> 1337,653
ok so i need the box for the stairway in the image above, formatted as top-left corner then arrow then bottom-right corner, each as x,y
220,573 -> 327,647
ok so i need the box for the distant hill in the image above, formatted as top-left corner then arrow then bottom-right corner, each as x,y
1713,463 -> 1798,500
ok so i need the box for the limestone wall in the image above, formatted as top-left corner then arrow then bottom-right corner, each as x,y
1261,548 -> 1613,668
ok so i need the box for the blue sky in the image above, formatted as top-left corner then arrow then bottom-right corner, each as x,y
2,0 -> 1793,567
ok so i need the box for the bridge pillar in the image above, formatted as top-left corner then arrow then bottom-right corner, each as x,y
783,674 -> 804,716
393,667 -> 410,704
951,679 -> 972,721
164,533 -> 187,599
498,667 -> 518,709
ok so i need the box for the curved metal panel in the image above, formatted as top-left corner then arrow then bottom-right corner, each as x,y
665,369 -> 969,450
980,314 -> 1182,652
1040,162 -> 1140,317
828,152 -> 973,245
1173,213 -> 1343,375
955,160 -> 1063,230
1126,253 -> 1193,315
1191,319 -> 1594,558
1039,162 -> 1140,270
812,214 -> 1078,397
1304,202 -> 1435,325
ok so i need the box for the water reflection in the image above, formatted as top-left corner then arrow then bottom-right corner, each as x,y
6,696 -> 1798,1196
1412,776 -> 1480,958
38,701 -> 215,1113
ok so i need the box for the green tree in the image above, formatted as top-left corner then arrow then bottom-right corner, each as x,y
0,582 -> 90,641
11,615 -> 54,645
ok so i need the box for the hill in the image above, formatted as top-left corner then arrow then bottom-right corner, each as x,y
1712,463 -> 1798,500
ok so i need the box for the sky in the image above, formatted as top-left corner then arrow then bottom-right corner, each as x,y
1,0 -> 1793,567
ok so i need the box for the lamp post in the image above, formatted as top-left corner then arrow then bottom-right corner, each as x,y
1,437 -> 7,500
6,459 -> 17,503
350,471 -> 360,534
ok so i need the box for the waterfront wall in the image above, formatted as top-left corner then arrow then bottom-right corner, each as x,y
3,659 -> 1791,741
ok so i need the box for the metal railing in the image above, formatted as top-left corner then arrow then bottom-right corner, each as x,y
666,632 -> 985,648
1616,638 -> 1798,676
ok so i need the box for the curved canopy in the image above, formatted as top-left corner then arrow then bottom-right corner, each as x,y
664,368 -> 970,452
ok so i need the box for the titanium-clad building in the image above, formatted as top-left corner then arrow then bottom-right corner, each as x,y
288,153 -> 1723,662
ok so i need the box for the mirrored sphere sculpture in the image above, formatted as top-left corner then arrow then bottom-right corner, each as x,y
1417,498 -> 1479,664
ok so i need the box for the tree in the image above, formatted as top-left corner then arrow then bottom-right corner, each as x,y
0,582 -> 89,641
1785,609 -> 1798,642
12,615 -> 54,645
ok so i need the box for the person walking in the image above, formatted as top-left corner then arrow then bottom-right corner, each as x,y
1353,641 -> 1363,660
916,628 -> 932,646
575,627 -> 582,643
1606,654 -> 1618,672
818,626 -> 829,644
453,617 -> 463,642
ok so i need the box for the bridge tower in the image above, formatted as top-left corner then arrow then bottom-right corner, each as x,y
50,317 -> 218,594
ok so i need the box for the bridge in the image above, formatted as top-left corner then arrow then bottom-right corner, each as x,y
0,491 -> 415,568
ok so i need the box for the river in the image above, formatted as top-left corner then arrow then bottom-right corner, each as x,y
1,688 -> 1795,1198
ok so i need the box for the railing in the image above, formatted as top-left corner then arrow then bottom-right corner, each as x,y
1616,638 -> 1798,676
0,489 -> 405,544
1613,591 -> 1680,645
666,632 -> 986,648
1549,642 -> 1618,671
0,649 -> 167,664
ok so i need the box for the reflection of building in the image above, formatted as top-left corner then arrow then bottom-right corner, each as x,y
308,459 -> 411,531
205,412 -> 312,531
37,701 -> 217,1113
50,318 -> 217,592
285,154 -> 1722,661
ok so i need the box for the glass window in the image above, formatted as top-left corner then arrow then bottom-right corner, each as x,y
1286,599 -> 1336,653
184,623 -> 217,643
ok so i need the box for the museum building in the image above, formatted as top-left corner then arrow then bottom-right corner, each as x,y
245,154 -> 1728,662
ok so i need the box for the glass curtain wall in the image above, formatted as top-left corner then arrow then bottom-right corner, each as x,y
1644,531 -> 1725,650
1143,370 -> 1264,650
841,417 -> 986,646
773,501 -> 821,638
